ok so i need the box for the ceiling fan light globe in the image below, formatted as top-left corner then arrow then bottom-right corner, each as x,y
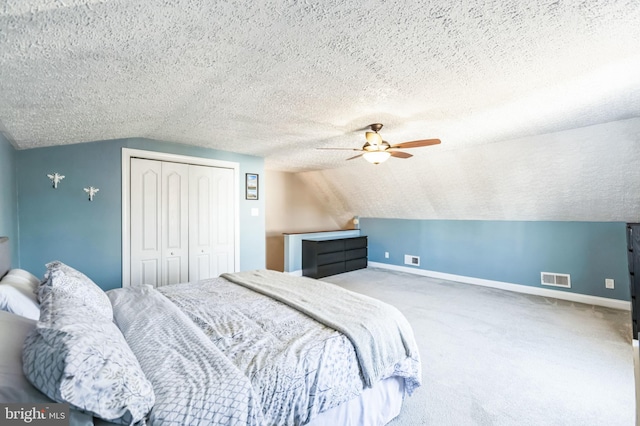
363,151 -> 391,164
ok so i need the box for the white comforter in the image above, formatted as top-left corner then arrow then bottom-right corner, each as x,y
107,274 -> 421,425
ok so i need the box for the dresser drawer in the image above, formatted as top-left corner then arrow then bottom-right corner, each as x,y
345,258 -> 367,272
316,239 -> 345,254
318,251 -> 345,265
345,237 -> 367,250
345,248 -> 367,261
318,262 -> 346,278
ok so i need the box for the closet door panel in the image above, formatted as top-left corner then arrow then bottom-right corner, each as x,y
212,167 -> 235,274
189,165 -> 214,282
189,165 -> 235,281
140,259 -> 159,287
196,253 -> 211,282
130,159 -> 162,287
214,252 -> 230,277
161,162 -> 189,286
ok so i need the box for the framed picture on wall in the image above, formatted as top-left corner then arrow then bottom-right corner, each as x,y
246,173 -> 259,200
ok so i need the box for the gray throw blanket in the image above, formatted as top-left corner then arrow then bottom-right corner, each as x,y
221,270 -> 420,388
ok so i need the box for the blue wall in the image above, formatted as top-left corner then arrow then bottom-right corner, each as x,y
16,138 -> 265,290
361,218 -> 630,300
0,132 -> 19,267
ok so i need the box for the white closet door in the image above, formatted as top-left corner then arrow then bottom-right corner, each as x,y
131,159 -> 190,287
130,158 -> 162,287
210,167 -> 235,274
188,165 -> 235,281
161,162 -> 189,286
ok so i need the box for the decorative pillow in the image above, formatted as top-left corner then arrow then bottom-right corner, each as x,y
38,261 -> 113,324
23,321 -> 155,424
22,261 -> 154,424
0,281 -> 40,320
0,311 -> 95,425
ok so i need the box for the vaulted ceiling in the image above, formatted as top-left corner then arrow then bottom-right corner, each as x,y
1,1 -> 639,221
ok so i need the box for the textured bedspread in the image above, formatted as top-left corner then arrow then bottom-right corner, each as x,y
108,272 -> 421,425
108,285 -> 264,425
221,270 -> 421,390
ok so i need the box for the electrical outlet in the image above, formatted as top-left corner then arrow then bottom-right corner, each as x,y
605,278 -> 614,289
384,251 -> 389,258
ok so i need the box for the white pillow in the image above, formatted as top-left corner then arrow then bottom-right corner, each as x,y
5,268 -> 41,290
0,269 -> 41,319
1,273 -> 37,296
0,282 -> 40,320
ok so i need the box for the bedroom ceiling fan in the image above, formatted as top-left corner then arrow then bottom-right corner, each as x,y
317,123 -> 441,164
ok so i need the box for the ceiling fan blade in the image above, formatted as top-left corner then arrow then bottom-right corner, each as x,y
316,147 -> 363,151
346,153 -> 364,161
390,139 -> 441,149
389,150 -> 413,159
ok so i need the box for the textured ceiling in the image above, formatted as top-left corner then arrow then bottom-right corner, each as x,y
1,1 -> 640,221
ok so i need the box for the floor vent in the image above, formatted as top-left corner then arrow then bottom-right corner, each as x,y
541,272 -> 571,288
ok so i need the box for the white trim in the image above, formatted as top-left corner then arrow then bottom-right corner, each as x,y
287,270 -> 303,277
368,262 -> 631,311
121,148 -> 241,287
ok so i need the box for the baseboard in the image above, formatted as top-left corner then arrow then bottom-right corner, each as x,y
287,270 -> 303,277
368,261 -> 631,311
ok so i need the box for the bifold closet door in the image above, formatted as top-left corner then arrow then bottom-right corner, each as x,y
160,161 -> 189,286
188,165 -> 235,281
130,159 -> 189,287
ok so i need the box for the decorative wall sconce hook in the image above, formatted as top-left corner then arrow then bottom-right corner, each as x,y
47,172 -> 65,189
84,186 -> 99,201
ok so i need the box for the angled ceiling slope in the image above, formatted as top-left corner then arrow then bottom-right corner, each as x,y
299,118 -> 640,223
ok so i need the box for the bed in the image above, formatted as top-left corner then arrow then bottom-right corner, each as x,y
0,237 -> 422,425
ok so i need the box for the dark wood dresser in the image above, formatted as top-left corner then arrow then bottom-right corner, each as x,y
302,236 -> 367,278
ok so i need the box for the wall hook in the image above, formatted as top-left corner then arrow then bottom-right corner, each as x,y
47,172 -> 65,189
84,186 -> 99,201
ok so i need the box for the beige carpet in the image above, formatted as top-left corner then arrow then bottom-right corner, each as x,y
323,267 -> 635,426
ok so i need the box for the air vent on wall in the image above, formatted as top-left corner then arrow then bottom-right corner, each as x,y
541,272 -> 571,288
404,254 -> 420,266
